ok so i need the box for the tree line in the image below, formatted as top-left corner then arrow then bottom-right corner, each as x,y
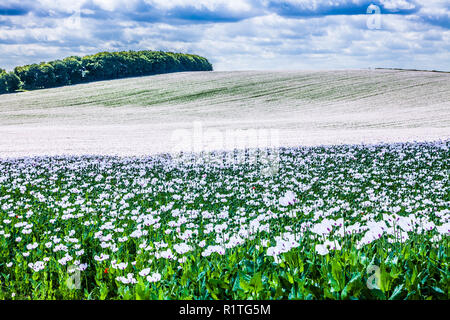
0,50 -> 213,94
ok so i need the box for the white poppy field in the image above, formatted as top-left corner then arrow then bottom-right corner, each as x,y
0,141 -> 448,299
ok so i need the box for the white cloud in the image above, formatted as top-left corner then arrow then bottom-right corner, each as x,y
0,0 -> 448,71
148,0 -> 254,11
379,0 -> 416,10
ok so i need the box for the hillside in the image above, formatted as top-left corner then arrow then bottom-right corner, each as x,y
0,69 -> 449,157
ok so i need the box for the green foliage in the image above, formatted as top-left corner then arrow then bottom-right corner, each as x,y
62,56 -> 84,84
0,69 -> 21,94
4,50 -> 213,93
0,71 -> 7,94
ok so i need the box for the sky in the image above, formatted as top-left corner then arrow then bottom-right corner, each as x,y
0,0 -> 449,71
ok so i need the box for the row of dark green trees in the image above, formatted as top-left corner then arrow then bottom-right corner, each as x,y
0,50 -> 213,94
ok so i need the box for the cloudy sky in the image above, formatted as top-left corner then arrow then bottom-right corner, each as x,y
0,0 -> 449,71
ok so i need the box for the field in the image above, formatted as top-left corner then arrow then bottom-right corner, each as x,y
1,69 -> 449,157
0,141 -> 448,299
0,70 -> 449,300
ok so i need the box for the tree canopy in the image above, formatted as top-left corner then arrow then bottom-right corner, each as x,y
0,69 -> 20,94
0,50 -> 213,94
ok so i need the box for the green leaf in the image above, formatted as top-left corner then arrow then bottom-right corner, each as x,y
370,288 -> 386,300
136,280 -> 148,300
239,278 -> 251,292
331,260 -> 344,291
431,286 -> 445,295
232,273 -> 241,292
389,284 -> 404,300
249,272 -> 263,293
342,273 -> 362,299
99,284 -> 108,300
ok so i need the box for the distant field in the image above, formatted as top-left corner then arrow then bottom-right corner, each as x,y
0,69 -> 449,157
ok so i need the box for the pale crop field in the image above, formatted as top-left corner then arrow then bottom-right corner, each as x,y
0,69 -> 449,157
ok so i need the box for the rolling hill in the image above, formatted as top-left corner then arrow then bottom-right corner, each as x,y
0,69 -> 449,157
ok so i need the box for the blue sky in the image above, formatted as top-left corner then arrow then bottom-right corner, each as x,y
0,0 -> 449,71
